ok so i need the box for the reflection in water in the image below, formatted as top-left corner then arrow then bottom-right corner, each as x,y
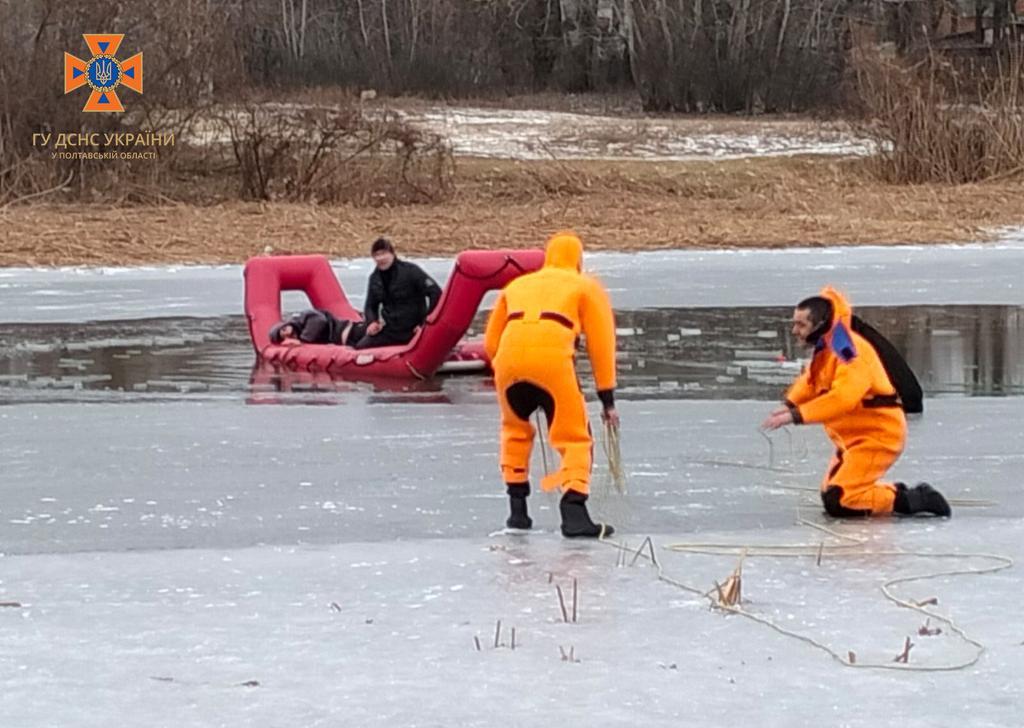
0,317 -> 250,399
246,364 -> 456,406
883,306 -> 1024,398
0,305 -> 1021,404
608,305 -> 1024,399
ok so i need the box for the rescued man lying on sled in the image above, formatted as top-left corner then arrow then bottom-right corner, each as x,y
269,309 -> 367,347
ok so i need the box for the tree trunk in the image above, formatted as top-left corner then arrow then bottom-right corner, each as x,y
623,0 -> 641,86
378,0 -> 389,67
776,0 -> 790,63
409,0 -> 418,63
356,0 -> 370,50
992,0 -> 1007,49
281,0 -> 293,60
560,0 -> 583,48
658,0 -> 676,73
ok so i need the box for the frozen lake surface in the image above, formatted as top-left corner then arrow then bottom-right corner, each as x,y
2,398 -> 1022,727
1,241 -> 1022,727
3,235 -> 1023,324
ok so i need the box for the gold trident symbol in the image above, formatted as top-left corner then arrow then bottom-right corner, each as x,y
94,58 -> 114,86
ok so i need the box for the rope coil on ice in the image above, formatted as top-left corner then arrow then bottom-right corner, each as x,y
600,520 -> 1013,672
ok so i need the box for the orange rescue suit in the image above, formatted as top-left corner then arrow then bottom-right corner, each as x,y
786,287 -> 906,516
484,232 -> 617,495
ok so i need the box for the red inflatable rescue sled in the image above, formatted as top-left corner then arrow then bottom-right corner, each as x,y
244,250 -> 543,379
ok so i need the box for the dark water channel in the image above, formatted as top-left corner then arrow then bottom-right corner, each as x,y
0,305 -> 1021,404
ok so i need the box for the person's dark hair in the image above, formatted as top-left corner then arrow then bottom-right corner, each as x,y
796,296 -> 834,328
371,237 -> 395,255
796,295 -> 834,345
269,321 -> 287,344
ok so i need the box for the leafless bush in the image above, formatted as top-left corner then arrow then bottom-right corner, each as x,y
0,0 -> 244,205
850,48 -> 1024,183
217,102 -> 454,204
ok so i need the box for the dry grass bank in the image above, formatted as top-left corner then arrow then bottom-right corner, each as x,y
2,155 -> 1022,266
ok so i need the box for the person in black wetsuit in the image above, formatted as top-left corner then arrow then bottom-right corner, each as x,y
353,237 -> 442,350
269,309 -> 366,346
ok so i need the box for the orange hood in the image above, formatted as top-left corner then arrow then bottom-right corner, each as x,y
818,285 -> 857,361
544,231 -> 583,272
819,286 -> 853,331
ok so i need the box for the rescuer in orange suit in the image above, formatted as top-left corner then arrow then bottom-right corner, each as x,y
762,287 -> 951,518
484,231 -> 619,538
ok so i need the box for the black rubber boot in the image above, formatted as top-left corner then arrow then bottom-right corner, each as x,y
893,482 -> 952,518
506,482 -> 533,530
559,490 -> 614,538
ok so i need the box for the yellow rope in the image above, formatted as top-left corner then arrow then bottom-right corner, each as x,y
600,419 -> 627,494
533,410 -> 551,478
600,519 -> 1013,672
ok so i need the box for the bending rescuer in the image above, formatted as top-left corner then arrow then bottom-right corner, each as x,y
484,230 -> 619,538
